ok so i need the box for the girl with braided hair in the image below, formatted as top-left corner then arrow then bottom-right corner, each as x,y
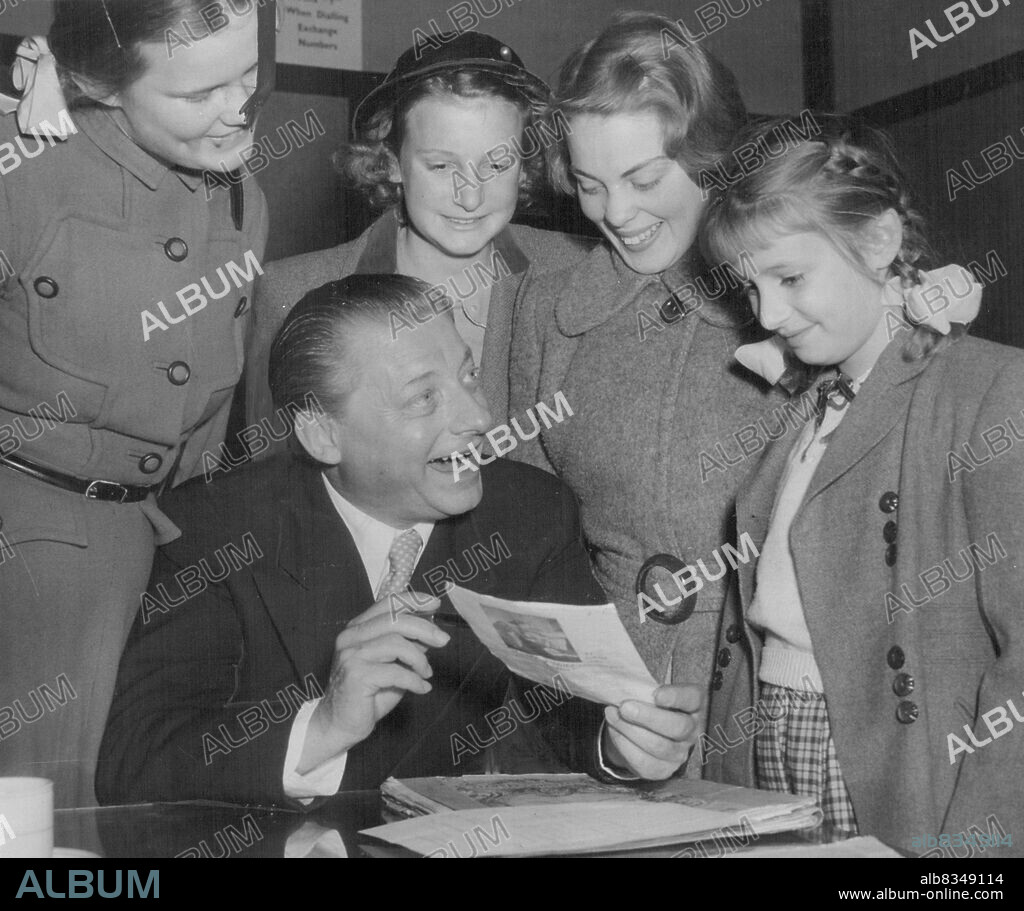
700,114 -> 1023,853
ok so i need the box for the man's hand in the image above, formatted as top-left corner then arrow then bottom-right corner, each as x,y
297,592 -> 447,773
601,684 -> 704,780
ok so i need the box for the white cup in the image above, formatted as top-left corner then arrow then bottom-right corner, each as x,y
0,777 -> 54,858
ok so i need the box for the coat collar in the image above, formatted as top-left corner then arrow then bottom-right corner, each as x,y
804,335 -> 933,505
553,243 -> 742,337
75,107 -> 205,192
554,242 -> 652,336
739,335 -> 940,526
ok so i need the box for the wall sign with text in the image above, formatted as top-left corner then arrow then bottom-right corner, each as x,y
277,0 -> 362,70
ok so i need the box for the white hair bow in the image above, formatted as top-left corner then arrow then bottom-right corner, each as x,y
0,37 -> 76,140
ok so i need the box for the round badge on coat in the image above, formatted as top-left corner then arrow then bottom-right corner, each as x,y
635,553 -> 698,625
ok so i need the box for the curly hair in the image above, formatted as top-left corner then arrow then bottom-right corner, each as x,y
339,68 -> 550,212
701,113 -> 949,368
546,10 -> 747,195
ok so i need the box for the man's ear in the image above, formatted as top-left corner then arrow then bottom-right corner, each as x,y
294,409 -> 343,466
860,208 -> 904,272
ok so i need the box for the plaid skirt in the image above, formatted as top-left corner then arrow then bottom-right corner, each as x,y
755,683 -> 859,834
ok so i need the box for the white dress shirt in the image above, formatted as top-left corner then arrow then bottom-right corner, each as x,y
281,476 -> 433,800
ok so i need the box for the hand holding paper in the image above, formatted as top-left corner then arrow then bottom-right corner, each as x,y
446,585 -> 699,779
602,684 -> 704,780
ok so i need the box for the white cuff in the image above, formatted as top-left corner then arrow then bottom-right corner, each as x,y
596,719 -> 640,781
284,821 -> 348,858
283,699 -> 348,801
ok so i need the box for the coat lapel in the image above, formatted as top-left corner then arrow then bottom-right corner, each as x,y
804,340 -> 929,506
410,507 -> 502,613
735,439 -> 793,612
261,460 -> 373,676
480,230 -> 529,420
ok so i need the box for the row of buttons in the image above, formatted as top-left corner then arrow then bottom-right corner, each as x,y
716,622 -> 918,724
880,490 -> 898,566
712,624 -> 742,691
879,490 -> 917,721
887,644 -> 918,723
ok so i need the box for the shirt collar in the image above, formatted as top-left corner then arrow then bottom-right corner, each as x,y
355,208 -> 530,277
320,475 -> 434,588
75,107 -> 206,192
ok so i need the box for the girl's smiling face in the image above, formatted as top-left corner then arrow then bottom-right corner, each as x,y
567,111 -> 705,274
745,230 -> 897,378
395,95 -> 524,262
106,9 -> 259,172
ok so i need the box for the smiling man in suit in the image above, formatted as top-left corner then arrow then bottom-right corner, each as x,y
96,275 -> 702,806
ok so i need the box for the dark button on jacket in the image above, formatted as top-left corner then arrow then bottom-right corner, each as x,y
164,237 -> 189,262
896,700 -> 919,724
138,453 -> 164,475
34,276 -> 59,298
167,362 -> 191,386
893,673 -> 915,697
887,645 -> 906,669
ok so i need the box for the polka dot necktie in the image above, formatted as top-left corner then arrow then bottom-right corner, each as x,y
376,529 -> 423,600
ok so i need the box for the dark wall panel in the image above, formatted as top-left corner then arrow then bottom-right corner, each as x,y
867,71 -> 1024,351
252,90 -> 349,262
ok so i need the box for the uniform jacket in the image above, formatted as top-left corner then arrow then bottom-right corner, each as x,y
244,209 -> 593,441
704,334 -> 1024,857
0,108 -> 268,499
509,241 -> 780,719
96,454 -> 610,806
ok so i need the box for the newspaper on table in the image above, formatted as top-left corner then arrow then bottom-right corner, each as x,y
364,775 -> 824,856
445,585 -> 659,705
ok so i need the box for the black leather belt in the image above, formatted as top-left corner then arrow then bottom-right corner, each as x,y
0,453 -> 157,503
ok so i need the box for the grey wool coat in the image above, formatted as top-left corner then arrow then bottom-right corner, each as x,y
244,209 -> 594,444
704,334 -> 1024,856
509,241 -> 781,746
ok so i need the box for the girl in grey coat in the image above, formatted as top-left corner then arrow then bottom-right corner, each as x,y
509,12 -> 778,768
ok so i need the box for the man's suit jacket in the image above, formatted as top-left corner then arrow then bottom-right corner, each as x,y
704,333 -> 1024,856
96,455 -> 609,806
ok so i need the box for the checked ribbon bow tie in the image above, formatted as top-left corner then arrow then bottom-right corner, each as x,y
813,371 -> 856,431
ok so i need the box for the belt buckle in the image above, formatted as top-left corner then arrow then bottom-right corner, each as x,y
85,479 -> 130,503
